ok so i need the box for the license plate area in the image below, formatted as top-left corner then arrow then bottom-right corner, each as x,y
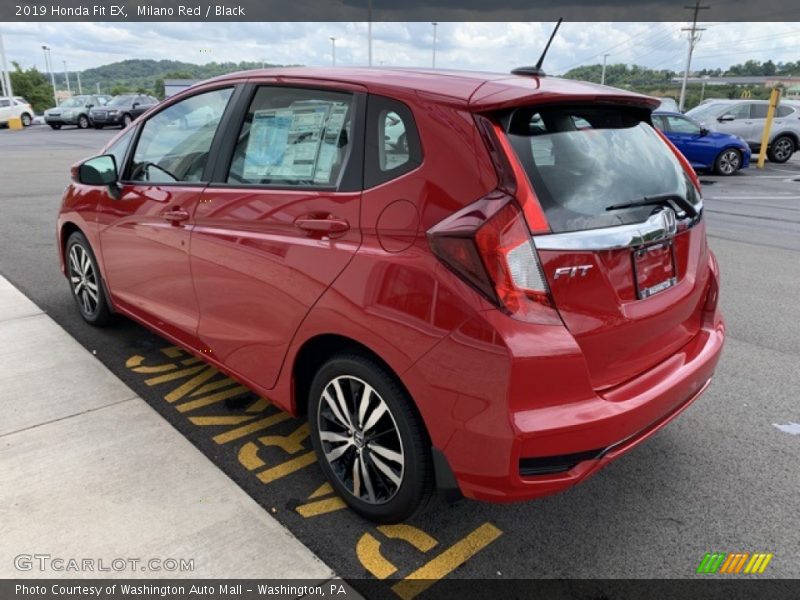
633,241 -> 677,299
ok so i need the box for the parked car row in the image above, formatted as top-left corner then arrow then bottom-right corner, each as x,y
650,98 -> 800,176
0,96 -> 35,127
43,94 -> 158,130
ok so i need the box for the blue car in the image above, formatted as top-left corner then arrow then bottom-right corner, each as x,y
653,111 -> 751,176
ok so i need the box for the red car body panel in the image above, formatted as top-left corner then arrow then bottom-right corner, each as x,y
57,68 -> 724,504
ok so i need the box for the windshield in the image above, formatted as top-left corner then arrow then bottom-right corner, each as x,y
108,95 -> 135,107
505,105 -> 700,233
59,96 -> 89,108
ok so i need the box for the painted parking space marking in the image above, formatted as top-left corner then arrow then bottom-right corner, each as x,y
125,344 -> 503,597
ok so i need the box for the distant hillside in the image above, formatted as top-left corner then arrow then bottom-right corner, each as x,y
52,58 -> 293,97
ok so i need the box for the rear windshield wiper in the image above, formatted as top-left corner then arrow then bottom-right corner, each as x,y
605,193 -> 698,217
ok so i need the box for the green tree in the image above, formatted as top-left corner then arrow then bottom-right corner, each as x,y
8,62 -> 54,113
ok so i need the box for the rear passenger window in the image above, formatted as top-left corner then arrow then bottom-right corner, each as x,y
227,86 -> 354,187
776,106 -> 794,118
365,95 -> 422,188
751,104 -> 768,119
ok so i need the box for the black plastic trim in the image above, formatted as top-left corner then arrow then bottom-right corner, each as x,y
519,449 -> 605,477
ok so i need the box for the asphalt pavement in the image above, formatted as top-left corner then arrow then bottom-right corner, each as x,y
1,125 -> 798,593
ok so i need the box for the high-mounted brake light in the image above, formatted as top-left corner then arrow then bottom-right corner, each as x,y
428,193 -> 561,326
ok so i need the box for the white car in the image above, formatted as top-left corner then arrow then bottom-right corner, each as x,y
0,96 -> 34,127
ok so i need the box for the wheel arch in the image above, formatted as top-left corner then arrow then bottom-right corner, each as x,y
773,130 -> 798,148
291,334 -> 419,426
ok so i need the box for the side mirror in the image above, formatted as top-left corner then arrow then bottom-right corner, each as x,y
700,127 -> 709,136
718,114 -> 735,122
132,102 -> 140,109
76,155 -> 118,186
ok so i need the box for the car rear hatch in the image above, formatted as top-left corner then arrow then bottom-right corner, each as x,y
501,103 -> 710,390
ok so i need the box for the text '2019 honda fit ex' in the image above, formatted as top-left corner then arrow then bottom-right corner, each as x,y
57,66 -> 724,522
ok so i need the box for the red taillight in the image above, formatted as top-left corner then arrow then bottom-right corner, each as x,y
655,127 -> 702,194
428,193 -> 562,325
473,114 -> 550,234
704,250 -> 720,313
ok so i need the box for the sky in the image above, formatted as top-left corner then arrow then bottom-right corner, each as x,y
1,22 -> 799,75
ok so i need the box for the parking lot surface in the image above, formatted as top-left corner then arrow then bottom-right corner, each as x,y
1,125 -> 799,593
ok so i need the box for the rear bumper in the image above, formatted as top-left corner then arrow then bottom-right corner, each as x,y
405,304 -> 725,504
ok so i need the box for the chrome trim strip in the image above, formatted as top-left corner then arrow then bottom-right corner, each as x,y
534,202 -> 702,251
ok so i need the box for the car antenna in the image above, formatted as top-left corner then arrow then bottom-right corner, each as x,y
511,18 -> 563,77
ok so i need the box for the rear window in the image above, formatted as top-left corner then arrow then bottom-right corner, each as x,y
504,105 -> 700,233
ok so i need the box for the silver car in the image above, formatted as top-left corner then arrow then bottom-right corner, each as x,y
686,99 -> 800,163
44,95 -> 108,130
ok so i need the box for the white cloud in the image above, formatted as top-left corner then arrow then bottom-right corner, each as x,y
0,21 -> 798,75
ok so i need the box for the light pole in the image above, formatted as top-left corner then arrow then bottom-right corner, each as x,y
42,45 -> 57,105
700,74 -> 710,102
63,60 -> 71,94
76,70 -> 82,94
601,54 -> 610,86
431,22 -> 438,69
0,33 -> 13,99
330,37 -> 336,66
367,0 -> 372,67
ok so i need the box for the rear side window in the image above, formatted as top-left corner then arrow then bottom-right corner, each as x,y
365,95 -> 422,188
504,105 -> 699,233
227,86 -> 354,187
129,87 -> 233,183
777,105 -> 795,118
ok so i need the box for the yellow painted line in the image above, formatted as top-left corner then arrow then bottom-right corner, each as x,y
356,533 -> 397,580
175,385 -> 249,413
377,524 -> 437,552
238,441 -> 265,471
145,365 -> 206,386
125,355 -> 177,374
256,451 -> 317,484
190,376 -> 240,397
189,415 -> 256,426
258,423 -> 310,454
181,357 -> 202,365
391,523 -> 502,600
213,412 -> 291,444
165,366 -> 219,403
745,553 -> 765,574
310,482 -> 334,499
758,554 -> 773,573
246,397 -> 270,413
296,496 -> 348,518
161,346 -> 185,358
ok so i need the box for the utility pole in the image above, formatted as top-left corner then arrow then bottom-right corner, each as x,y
601,53 -> 610,85
63,60 -> 71,94
678,0 -> 708,112
367,0 -> 372,66
431,22 -> 438,69
330,37 -> 336,66
76,71 -> 82,94
96,81 -> 100,94
42,46 -> 57,105
0,33 -> 13,99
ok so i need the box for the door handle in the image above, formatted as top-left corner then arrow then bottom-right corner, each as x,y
294,215 -> 350,235
162,208 -> 190,225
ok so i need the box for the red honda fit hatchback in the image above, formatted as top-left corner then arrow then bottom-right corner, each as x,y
57,68 -> 724,522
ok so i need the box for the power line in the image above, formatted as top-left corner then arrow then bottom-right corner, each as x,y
561,24 -> 680,72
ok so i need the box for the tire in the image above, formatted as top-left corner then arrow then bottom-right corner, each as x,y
77,114 -> 90,129
767,135 -> 794,163
65,232 -> 113,326
714,148 -> 742,176
20,113 -> 32,127
49,124 -> 61,130
94,124 -> 104,129
308,353 -> 433,523
122,114 -> 133,127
